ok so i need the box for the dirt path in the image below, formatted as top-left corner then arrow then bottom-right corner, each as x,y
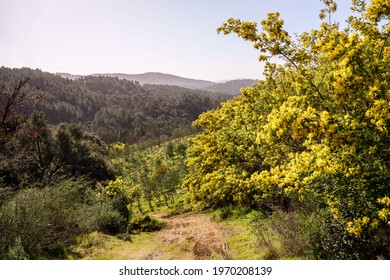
151,212 -> 229,260
74,211 -> 232,260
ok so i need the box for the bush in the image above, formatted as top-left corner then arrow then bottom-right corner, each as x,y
95,180 -> 131,234
184,0 -> 390,259
97,204 -> 127,234
311,215 -> 390,260
0,179 -> 99,259
218,206 -> 234,220
6,237 -> 29,260
128,215 -> 165,233
0,185 -> 13,207
253,206 -> 325,259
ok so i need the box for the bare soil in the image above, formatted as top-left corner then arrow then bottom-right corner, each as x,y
151,212 -> 230,260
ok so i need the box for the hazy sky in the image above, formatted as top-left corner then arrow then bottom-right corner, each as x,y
0,0 -> 352,81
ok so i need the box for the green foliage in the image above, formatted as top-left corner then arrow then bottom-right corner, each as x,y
0,79 -> 121,259
96,204 -> 128,235
253,204 -> 325,259
1,108 -> 113,188
184,0 -> 390,259
6,237 -> 29,260
54,123 -> 113,179
128,215 -> 166,233
108,138 -> 189,213
0,179 -> 100,259
214,206 -> 235,221
309,211 -> 390,260
0,185 -> 13,207
96,178 -> 131,234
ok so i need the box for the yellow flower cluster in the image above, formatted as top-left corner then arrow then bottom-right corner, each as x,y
366,100 -> 390,131
347,217 -> 370,236
110,141 -> 126,151
377,197 -> 390,226
97,177 -> 124,199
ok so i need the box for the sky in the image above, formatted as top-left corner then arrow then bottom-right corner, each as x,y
0,0 -> 352,82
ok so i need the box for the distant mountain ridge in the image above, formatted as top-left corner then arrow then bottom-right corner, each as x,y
56,72 -> 258,94
55,72 -> 83,80
203,79 -> 257,95
93,72 -> 215,89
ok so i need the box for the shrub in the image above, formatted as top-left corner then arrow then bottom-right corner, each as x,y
184,0 -> 390,259
6,237 -> 29,260
128,215 -> 165,233
97,204 -> 127,234
96,178 -> 131,234
311,214 -> 390,260
0,179 -> 99,259
253,205 -> 325,259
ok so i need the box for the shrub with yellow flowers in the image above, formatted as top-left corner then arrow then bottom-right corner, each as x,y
183,0 -> 389,258
96,177 -> 131,234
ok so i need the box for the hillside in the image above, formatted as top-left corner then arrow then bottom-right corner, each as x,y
0,67 -> 230,143
92,72 -> 215,89
56,71 -> 257,95
55,72 -> 82,80
202,79 -> 257,95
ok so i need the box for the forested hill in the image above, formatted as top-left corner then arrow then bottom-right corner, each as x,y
0,67 -> 231,143
202,79 -> 257,95
91,72 -> 215,89
57,72 -> 258,94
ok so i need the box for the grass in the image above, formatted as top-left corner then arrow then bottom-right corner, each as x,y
212,206 -> 266,260
130,192 -> 189,216
68,230 -> 199,260
68,231 -> 165,260
211,206 -> 314,260
251,209 -> 316,259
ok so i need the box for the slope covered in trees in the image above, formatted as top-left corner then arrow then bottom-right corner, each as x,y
91,72 -> 215,89
202,79 -> 257,95
184,0 -> 390,259
0,67 -> 230,143
57,72 -> 257,94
